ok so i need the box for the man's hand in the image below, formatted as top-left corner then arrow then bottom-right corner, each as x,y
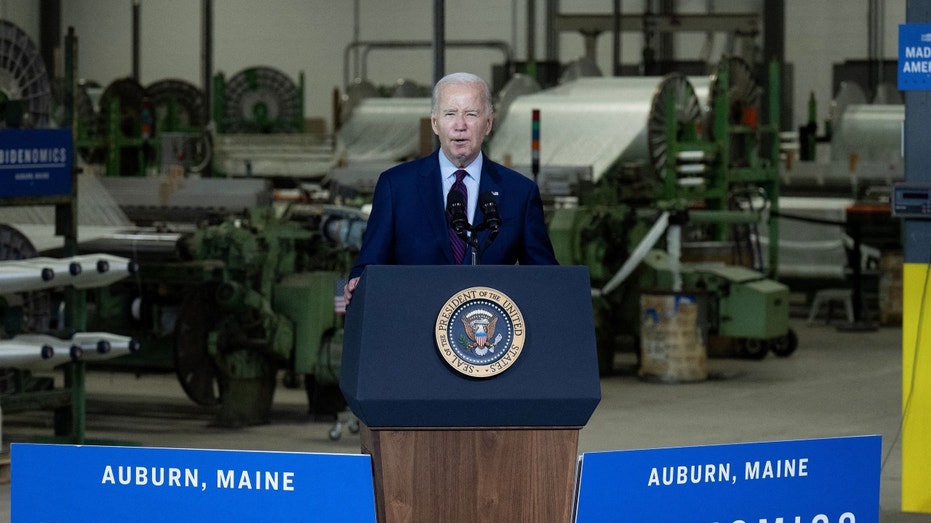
343,277 -> 360,305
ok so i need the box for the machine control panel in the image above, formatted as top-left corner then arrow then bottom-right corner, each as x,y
892,183 -> 931,218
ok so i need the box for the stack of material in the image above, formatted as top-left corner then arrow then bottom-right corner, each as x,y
639,292 -> 707,383
97,176 -> 271,210
213,134 -> 336,179
95,176 -> 273,227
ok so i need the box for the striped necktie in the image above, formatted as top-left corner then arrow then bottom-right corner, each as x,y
447,169 -> 468,264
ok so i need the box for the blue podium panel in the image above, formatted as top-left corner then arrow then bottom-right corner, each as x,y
341,265 -> 601,427
11,444 -> 377,523
575,435 -> 881,523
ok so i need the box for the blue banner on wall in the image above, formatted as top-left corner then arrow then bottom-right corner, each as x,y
11,444 -> 377,523
574,435 -> 881,523
899,24 -> 931,90
0,128 -> 72,198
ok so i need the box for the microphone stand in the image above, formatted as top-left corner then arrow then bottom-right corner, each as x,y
468,234 -> 480,265
450,198 -> 500,266
466,223 -> 500,266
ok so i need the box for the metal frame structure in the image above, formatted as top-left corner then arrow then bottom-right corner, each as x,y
0,28 -> 88,444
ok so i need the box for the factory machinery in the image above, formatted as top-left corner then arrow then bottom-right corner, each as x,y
0,171 -> 368,427
326,56 -> 795,373
1,190 -> 367,428
0,21 -> 156,442
66,64 -> 332,180
0,12 -> 826,428
520,58 -> 794,371
65,199 -> 367,427
0,21 -> 372,429
0,224 -> 142,438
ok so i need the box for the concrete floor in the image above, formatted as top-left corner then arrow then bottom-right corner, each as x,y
0,317 -> 928,522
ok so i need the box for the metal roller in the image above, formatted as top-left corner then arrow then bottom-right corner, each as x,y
146,78 -> 207,129
96,77 -> 147,138
829,104 -> 904,167
221,66 -> 302,133
0,224 -> 51,334
703,56 -> 763,166
0,20 -> 51,128
706,56 -> 761,131
647,73 -> 706,180
488,75 -> 708,183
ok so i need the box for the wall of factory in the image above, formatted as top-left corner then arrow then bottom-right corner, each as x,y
787,1 -> 904,129
0,0 -> 906,132
0,1 -> 38,46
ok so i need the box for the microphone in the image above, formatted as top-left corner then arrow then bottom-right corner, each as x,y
479,192 -> 501,234
446,190 -> 469,235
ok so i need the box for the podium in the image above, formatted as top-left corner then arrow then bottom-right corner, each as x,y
341,265 -> 601,523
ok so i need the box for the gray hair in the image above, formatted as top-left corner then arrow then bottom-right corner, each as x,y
431,72 -> 493,116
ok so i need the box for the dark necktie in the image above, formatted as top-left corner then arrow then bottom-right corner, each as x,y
448,169 -> 468,264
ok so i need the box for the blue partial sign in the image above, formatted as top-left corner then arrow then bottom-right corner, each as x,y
11,444 -> 377,523
899,24 -> 931,90
575,435 -> 881,523
0,128 -> 73,198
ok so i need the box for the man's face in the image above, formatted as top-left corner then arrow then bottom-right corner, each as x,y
431,82 -> 494,168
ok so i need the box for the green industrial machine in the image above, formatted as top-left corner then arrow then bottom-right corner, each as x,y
641,250 -> 794,357
71,66 -> 304,178
213,66 -> 305,134
80,203 -> 362,426
547,58 -> 795,372
18,23 -> 335,429
73,77 -> 153,177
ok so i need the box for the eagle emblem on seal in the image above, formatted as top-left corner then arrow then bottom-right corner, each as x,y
461,309 -> 503,356
435,286 -> 524,378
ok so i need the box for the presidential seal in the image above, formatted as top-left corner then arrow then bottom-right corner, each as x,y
435,286 -> 525,378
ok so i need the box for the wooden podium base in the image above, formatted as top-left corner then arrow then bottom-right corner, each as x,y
361,425 -> 580,523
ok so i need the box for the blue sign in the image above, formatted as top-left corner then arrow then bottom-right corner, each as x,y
0,128 -> 73,198
899,24 -> 931,90
11,444 -> 377,523
575,435 -> 881,523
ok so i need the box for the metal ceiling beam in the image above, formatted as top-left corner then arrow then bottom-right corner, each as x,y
553,13 -> 759,35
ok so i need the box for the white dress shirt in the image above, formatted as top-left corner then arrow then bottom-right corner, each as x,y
439,151 -> 482,226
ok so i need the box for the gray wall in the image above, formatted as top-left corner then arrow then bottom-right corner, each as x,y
0,0 -> 906,131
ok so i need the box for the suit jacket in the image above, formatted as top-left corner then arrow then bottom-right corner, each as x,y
349,150 -> 557,279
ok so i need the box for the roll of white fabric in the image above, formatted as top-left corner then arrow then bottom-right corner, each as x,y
488,76 -> 709,183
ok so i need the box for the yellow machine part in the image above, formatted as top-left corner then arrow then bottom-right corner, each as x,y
902,262 -> 931,512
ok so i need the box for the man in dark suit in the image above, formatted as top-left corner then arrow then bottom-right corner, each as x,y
344,72 -> 557,302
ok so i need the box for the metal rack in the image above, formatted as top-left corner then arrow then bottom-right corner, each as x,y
0,27 -> 88,445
